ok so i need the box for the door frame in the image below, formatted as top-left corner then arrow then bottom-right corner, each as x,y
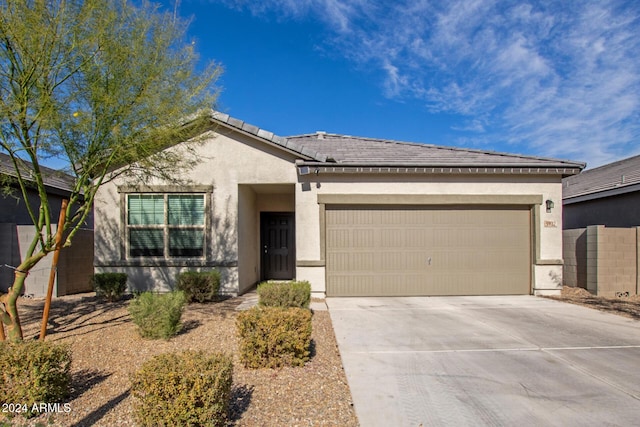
260,212 -> 296,281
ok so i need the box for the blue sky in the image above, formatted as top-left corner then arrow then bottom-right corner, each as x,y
165,0 -> 640,169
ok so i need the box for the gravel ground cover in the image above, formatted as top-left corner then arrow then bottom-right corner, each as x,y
548,286 -> 640,320
1,294 -> 358,427
5,286 -> 637,426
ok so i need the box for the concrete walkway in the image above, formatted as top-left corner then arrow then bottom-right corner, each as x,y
327,296 -> 640,426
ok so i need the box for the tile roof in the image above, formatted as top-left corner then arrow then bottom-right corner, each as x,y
210,111 -> 585,175
211,111 -> 328,162
0,152 -> 75,194
563,154 -> 640,200
288,133 -> 584,169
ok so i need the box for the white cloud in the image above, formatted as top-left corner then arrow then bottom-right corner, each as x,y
222,0 -> 371,32
451,119 -> 487,133
219,0 -> 640,167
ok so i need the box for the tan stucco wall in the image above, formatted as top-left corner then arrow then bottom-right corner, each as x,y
94,129 -> 298,294
94,126 -> 566,296
237,186 -> 295,293
238,185 -> 258,293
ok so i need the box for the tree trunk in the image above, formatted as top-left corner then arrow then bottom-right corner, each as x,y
0,253 -> 48,342
2,271 -> 28,341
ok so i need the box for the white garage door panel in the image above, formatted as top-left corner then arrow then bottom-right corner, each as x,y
326,207 -> 531,296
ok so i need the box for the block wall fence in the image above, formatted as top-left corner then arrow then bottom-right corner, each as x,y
563,225 -> 640,297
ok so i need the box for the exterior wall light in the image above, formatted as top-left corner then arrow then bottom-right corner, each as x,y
545,199 -> 554,213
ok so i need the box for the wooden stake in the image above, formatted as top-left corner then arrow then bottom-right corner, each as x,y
39,199 -> 68,341
0,303 -> 5,341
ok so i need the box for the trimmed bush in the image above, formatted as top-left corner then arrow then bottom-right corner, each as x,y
92,272 -> 127,301
257,281 -> 311,309
128,291 -> 186,339
131,351 -> 233,427
236,306 -> 312,368
0,341 -> 71,418
176,270 -> 221,303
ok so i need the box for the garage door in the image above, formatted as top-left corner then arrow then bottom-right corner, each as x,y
326,206 -> 531,296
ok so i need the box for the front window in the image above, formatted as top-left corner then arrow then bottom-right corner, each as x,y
127,194 -> 205,258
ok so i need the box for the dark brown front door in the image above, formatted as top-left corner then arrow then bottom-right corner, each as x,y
261,212 -> 295,280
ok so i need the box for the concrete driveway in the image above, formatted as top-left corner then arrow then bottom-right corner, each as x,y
327,296 -> 640,426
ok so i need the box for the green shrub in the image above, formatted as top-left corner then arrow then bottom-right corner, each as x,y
236,306 -> 312,368
131,351 -> 233,427
176,270 -> 221,303
92,272 -> 128,301
257,281 -> 311,309
0,341 -> 71,418
128,291 -> 186,339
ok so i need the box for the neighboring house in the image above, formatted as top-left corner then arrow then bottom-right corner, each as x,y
0,153 -> 94,297
562,155 -> 640,296
93,112 -> 584,297
563,154 -> 640,229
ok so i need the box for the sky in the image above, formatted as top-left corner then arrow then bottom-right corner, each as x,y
163,0 -> 640,169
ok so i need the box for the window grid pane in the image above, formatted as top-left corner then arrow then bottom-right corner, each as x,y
169,229 -> 204,257
128,195 -> 164,225
168,195 -> 205,225
130,229 -> 163,257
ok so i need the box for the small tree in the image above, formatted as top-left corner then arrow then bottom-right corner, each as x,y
0,0 -> 221,341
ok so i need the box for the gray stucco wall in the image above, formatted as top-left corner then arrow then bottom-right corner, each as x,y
1,186 -> 95,297
0,188 -> 67,224
563,191 -> 640,229
0,223 -> 20,294
0,225 -> 94,297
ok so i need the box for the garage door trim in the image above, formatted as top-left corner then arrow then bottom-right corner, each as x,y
318,194 -> 543,206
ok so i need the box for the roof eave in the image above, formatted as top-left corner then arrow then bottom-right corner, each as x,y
563,182 -> 640,204
210,112 -> 325,162
297,162 -> 583,176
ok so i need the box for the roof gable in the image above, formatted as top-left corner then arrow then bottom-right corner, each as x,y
211,112 -> 584,176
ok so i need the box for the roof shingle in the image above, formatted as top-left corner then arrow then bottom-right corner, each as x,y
0,152 -> 75,194
287,132 -> 585,171
563,154 -> 640,200
211,111 -> 584,175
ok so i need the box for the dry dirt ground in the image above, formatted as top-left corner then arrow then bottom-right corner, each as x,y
549,286 -> 640,320
1,294 -> 358,427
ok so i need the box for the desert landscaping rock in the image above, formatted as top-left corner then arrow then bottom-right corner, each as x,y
549,285 -> 640,320
2,294 -> 357,427
4,286 -> 638,426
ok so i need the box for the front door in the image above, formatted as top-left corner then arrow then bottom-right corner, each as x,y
261,212 -> 295,280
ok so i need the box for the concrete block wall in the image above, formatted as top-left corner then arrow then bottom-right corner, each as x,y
0,224 -> 94,297
563,225 -> 639,297
0,223 -> 20,293
16,225 -> 55,297
562,228 -> 586,288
